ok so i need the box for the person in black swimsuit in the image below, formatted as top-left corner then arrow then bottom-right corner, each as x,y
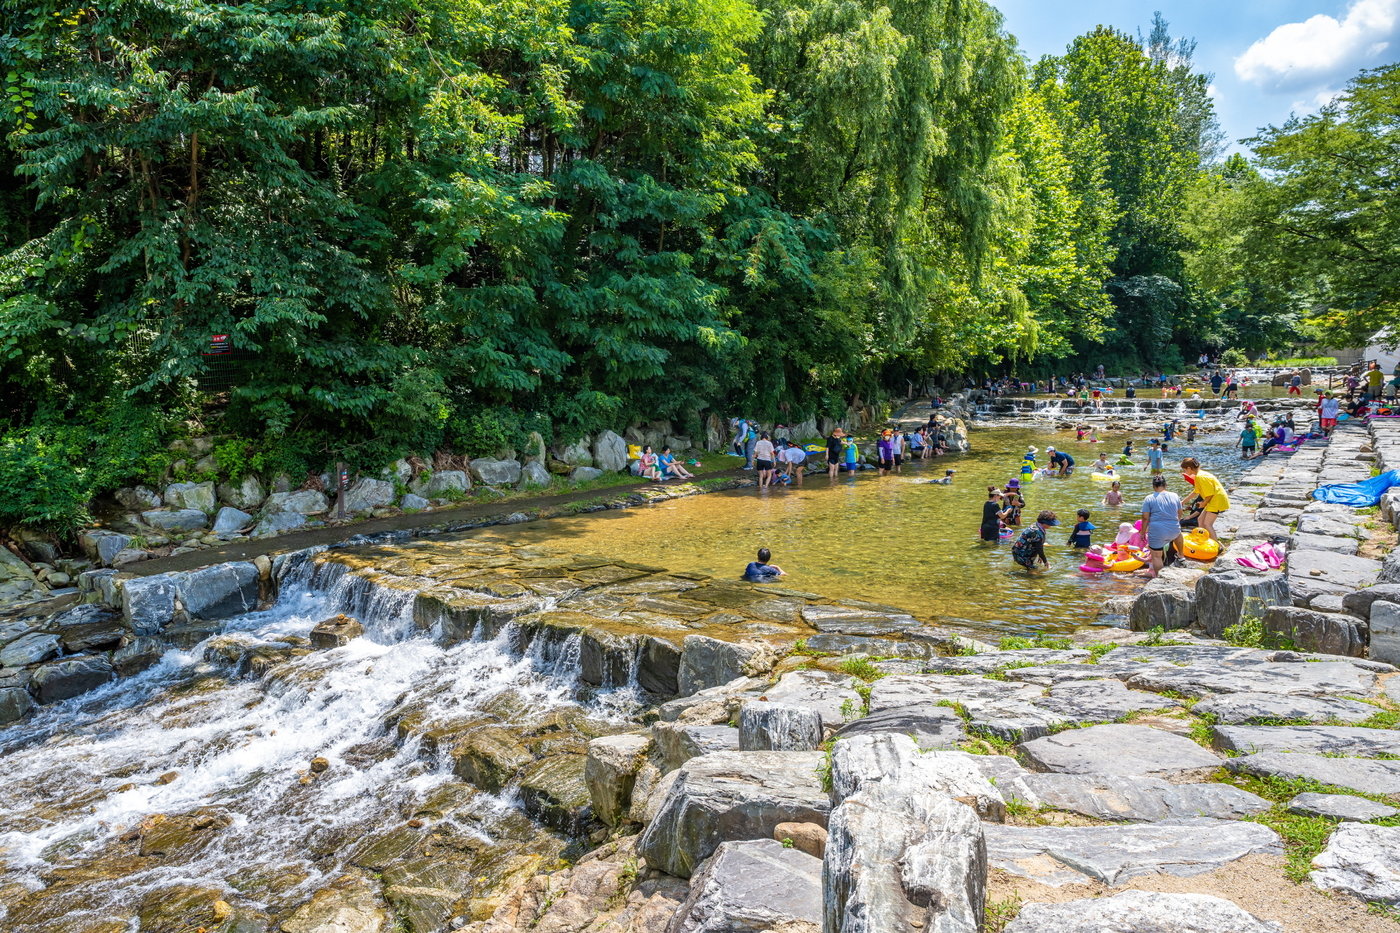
980,486 -> 1003,541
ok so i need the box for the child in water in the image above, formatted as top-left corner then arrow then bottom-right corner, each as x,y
1186,424 -> 1197,443
929,469 -> 956,485
1092,454 -> 1112,474
743,547 -> 785,582
1067,509 -> 1095,549
1102,481 -> 1124,507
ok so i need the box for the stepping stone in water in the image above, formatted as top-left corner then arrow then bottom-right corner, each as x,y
1193,692 -> 1379,725
1310,823 -> 1400,906
1226,752 -> 1400,796
1018,724 -> 1220,779
1003,890 -> 1282,933
1212,725 -> 1400,758
984,818 -> 1282,886
1287,792 -> 1400,822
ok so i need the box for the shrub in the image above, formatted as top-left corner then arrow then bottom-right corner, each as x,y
1219,348 -> 1250,367
0,430 -> 92,532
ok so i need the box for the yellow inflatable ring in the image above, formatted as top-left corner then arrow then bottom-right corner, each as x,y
1175,528 -> 1220,561
1090,471 -> 1118,481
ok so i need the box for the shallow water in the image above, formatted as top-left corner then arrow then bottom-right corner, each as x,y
470,424 -> 1250,635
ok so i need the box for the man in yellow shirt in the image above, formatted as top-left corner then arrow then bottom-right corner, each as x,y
1180,457 -> 1230,543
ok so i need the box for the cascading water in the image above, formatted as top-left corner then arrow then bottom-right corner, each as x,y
0,558 -> 640,930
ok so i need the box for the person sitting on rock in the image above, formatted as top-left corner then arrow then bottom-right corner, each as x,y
743,547 -> 785,583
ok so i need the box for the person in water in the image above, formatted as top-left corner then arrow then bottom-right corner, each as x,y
1145,438 -> 1164,476
1067,508 -> 1095,549
1012,510 -> 1058,571
930,469 -> 956,485
1091,453 -> 1112,474
1102,480 -> 1124,507
1141,475 -> 1183,579
1048,446 -> 1074,476
980,486 -> 1003,541
825,428 -> 845,481
743,547 -> 785,582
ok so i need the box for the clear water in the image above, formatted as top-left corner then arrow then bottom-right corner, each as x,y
468,424 -> 1250,635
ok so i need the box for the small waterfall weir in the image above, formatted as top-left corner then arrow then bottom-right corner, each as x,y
0,542 -> 661,931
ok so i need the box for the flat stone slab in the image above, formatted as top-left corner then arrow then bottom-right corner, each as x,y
984,818 -> 1282,886
1290,534 -> 1360,555
978,762 -> 1271,822
1297,514 -> 1368,538
1033,679 -> 1181,721
923,648 -> 1090,674
1288,550 -> 1382,601
1018,725 -> 1220,778
670,838 -> 823,932
831,705 -> 963,750
1213,725 -> 1400,758
1226,752 -> 1400,796
1193,692 -> 1379,725
1003,890 -> 1283,933
1125,660 -> 1377,699
1288,792 -> 1400,822
763,670 -> 863,730
1310,823 -> 1400,906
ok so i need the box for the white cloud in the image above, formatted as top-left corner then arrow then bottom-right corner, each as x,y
1234,0 -> 1399,92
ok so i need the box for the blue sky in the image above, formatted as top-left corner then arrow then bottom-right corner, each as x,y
994,0 -> 1400,153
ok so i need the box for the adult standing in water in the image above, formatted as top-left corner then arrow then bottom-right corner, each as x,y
980,486 -> 1004,541
1179,456 -> 1229,543
825,427 -> 845,481
1011,510 -> 1058,572
1140,475 -> 1183,579
753,431 -> 776,489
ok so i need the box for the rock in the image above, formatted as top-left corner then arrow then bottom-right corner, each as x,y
558,438 -> 593,467
342,478 -> 395,513
1018,725 -> 1220,779
310,756 -> 330,773
1291,533 -> 1360,555
31,655 -> 115,703
679,635 -> 771,695
1193,692 -> 1378,725
280,873 -> 391,933
141,508 -> 210,532
112,636 -> 165,676
1310,823 -> 1400,905
94,532 -> 134,566
985,818 -> 1281,886
829,734 -> 1005,820
831,705 -> 965,751
592,430 -> 628,472
1033,679 -> 1180,722
115,485 -> 163,511
0,686 -> 33,723
1125,659 -> 1374,699
637,751 -> 830,878
825,780 -> 986,933
652,722 -> 740,773
739,701 -> 823,751
570,466 -> 605,483
121,575 -> 180,634
518,753 -> 593,834
668,839 -> 822,933
181,562 -> 260,620
1297,513 -> 1367,538
1288,550 -> 1382,602
217,475 -> 266,511
1195,571 -> 1290,637
1129,579 -> 1196,631
762,670 -> 864,733
468,458 -> 522,487
1260,606 -> 1364,657
1342,585 -> 1400,619
1288,792 -> 1399,821
310,614 -> 364,649
212,506 -> 252,535
1212,725 -> 1400,758
411,470 -> 470,497
0,631 -> 61,667
264,490 -> 330,515
270,472 -> 293,493
519,460 -> 551,488
1002,891 -> 1282,933
992,771 -> 1271,823
1227,752 -> 1400,795
451,727 -> 531,793
398,493 -> 430,511
585,733 -> 651,827
1371,600 -> 1400,665
774,822 -> 828,860
163,481 -> 217,513
252,511 -> 309,538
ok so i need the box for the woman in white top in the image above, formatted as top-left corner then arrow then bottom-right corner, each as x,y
753,432 -> 776,488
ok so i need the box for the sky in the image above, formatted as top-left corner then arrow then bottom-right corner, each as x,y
994,0 -> 1400,153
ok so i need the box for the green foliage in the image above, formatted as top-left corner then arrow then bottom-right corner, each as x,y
998,634 -> 1072,651
1219,348 -> 1249,367
838,656 -> 887,682
0,430 -> 92,532
1222,618 -> 1297,652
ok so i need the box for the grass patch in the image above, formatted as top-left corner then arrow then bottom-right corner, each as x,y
984,661 -> 1036,681
1141,625 -> 1189,647
839,656 -> 888,682
964,727 -> 1019,755
1221,617 -> 1297,651
982,894 -> 1023,933
998,635 -> 1073,651
936,700 -> 971,721
1086,642 -> 1119,663
1357,709 -> 1400,730
1188,714 -> 1218,748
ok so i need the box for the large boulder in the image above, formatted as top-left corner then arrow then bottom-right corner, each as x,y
469,458 -> 522,487
113,636 -> 165,677
637,751 -> 830,878
31,655 -> 115,703
0,632 -> 61,668
141,509 -> 209,533
1002,891 -> 1281,933
121,574 -> 181,634
217,475 -> 266,511
311,614 -> 364,649
163,481 -> 217,513
1341,584 -> 1400,620
739,701 -> 823,752
1260,606 -> 1365,657
592,430 -> 628,472
557,437 -> 593,467
180,562 -> 260,620
251,511 -> 308,538
831,706 -> 965,751
669,839 -> 822,933
264,490 -> 330,515
1129,579 -> 1195,632
1018,725 -> 1220,779
342,478 -> 395,513
1195,571 -> 1289,637
212,507 -> 253,536
1310,823 -> 1400,906
0,686 -> 32,724
280,874 -> 391,933
1371,600 -> 1400,665
519,460 -> 551,488
570,466 -> 604,483
115,485 -> 162,511
829,734 -> 1004,819
585,733 -> 651,827
411,470 -> 470,498
652,722 -> 740,773
678,635 -> 771,695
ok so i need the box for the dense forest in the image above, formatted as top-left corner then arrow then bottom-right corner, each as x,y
0,0 -> 1396,530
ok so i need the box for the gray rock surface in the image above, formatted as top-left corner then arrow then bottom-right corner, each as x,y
469,458 -> 523,487
92,533 -> 133,566
1310,823 -> 1400,905
1212,725 -> 1400,758
0,632 -> 61,668
585,733 -> 651,827
0,686 -> 33,723
217,475 -> 266,511
162,481 -> 216,513
829,735 -> 1004,820
592,430 -> 628,472
1192,692 -> 1378,725
264,489 -> 330,515
212,506 -> 253,535
1342,585 -> 1400,619
251,511 -> 309,538
412,470 -> 470,497
519,460 -> 551,488
141,508 -> 209,532
1002,891 -> 1282,933
984,818 -> 1281,886
1226,752 -> 1400,795
1194,572 -> 1291,638
1129,579 -> 1196,632
121,575 -> 180,634
669,839 -> 822,933
398,493 -> 430,511
1125,659 -> 1375,698
832,705 -> 965,751
1287,792 -> 1399,821
739,701 -> 823,751
652,722 -> 741,774
558,438 -> 593,467
678,635 -> 766,695
1260,606 -> 1364,657
1034,679 -> 1180,722
1297,513 -> 1367,538
1288,550 -> 1382,601
986,769 -> 1271,822
112,636 -> 164,676
115,485 -> 162,511
179,562 -> 261,620
1019,725 -> 1220,778
570,466 -> 605,483
1371,600 -> 1400,665
637,751 -> 829,878
763,670 -> 863,731
342,478 -> 396,513
31,655 -> 115,703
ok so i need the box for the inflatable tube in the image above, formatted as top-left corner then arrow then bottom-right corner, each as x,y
1115,456 -> 1133,465
1107,556 -> 1146,572
1090,471 -> 1118,481
804,443 -> 825,453
1175,528 -> 1220,561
